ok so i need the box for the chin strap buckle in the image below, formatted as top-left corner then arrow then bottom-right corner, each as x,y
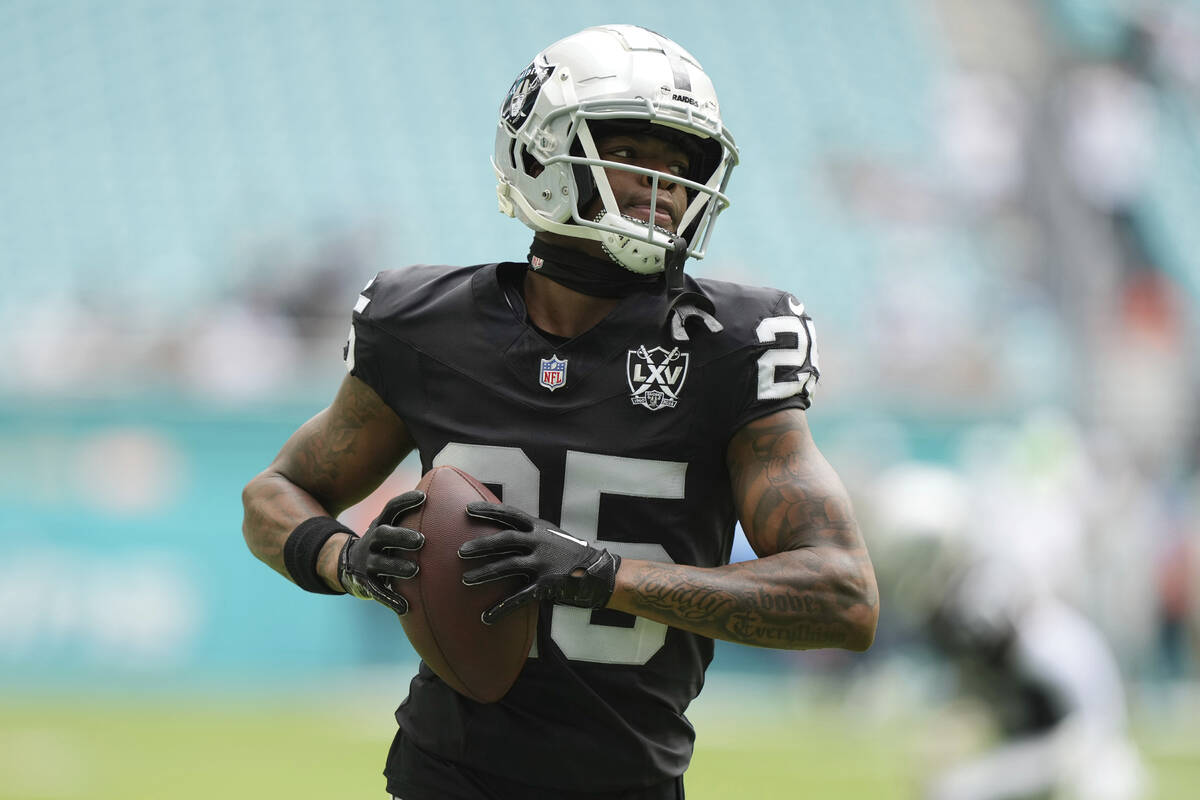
662,237 -> 722,342
670,303 -> 723,341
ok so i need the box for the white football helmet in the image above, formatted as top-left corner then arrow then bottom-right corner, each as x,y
493,24 -> 738,274
868,463 -> 976,624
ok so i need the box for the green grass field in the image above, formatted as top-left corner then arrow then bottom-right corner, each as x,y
3,678 -> 1198,799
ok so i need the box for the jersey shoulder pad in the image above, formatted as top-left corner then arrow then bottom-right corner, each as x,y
693,277 -> 821,410
695,277 -> 813,345
344,263 -> 492,401
694,278 -> 820,371
353,264 -> 482,331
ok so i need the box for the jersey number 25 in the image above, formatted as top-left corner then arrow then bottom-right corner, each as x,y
433,443 -> 685,667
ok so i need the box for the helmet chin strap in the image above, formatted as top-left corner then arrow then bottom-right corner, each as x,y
663,236 -> 689,300
662,236 -> 723,341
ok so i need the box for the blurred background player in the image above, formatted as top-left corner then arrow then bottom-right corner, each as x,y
868,463 -> 1147,800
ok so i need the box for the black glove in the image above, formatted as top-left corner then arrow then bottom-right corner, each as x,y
458,502 -> 621,625
338,490 -> 426,615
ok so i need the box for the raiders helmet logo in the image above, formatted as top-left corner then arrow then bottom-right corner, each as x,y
627,345 -> 689,411
501,60 -> 555,134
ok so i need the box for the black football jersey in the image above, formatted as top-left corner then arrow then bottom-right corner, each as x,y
346,262 -> 818,792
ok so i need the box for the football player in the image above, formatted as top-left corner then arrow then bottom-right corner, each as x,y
243,24 -> 878,799
869,463 -> 1146,800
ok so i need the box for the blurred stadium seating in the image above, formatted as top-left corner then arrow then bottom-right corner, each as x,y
1,0 -> 1198,797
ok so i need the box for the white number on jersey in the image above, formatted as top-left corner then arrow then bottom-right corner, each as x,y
432,444 -> 685,666
754,297 -> 819,401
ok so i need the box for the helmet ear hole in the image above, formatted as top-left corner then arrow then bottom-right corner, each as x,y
520,146 -> 544,178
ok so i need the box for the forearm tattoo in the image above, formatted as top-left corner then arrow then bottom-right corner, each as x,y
243,378 -> 404,575
291,378 -> 384,501
627,559 -> 861,649
622,412 -> 877,649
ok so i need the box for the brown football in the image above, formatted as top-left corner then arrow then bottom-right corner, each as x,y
393,465 -> 536,703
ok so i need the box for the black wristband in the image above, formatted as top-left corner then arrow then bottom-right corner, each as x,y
283,517 -> 355,595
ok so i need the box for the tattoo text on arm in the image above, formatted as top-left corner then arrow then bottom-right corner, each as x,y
618,411 -> 877,650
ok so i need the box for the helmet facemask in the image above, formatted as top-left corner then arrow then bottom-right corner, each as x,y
564,115 -> 730,273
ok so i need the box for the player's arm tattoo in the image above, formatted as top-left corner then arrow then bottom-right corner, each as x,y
241,375 -> 413,578
614,409 -> 878,651
280,375 -> 407,509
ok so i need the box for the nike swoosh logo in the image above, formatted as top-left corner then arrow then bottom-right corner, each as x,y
548,528 -> 589,547
787,297 -> 805,317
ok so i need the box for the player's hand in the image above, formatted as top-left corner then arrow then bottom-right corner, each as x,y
459,502 -> 621,624
338,491 -> 426,615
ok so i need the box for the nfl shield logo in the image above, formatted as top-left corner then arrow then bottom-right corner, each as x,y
539,355 -> 568,391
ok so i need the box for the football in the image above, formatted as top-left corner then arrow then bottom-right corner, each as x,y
392,465 -> 537,703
